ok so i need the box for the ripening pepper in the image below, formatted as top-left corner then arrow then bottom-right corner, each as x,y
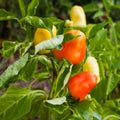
67,72 -> 97,101
34,26 -> 57,54
83,56 -> 100,83
53,29 -> 86,64
65,5 -> 86,27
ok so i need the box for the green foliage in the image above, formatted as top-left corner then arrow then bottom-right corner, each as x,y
0,0 -> 120,120
0,86 -> 46,120
88,21 -> 108,39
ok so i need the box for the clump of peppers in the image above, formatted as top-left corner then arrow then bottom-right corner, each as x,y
53,29 -> 86,64
34,26 -> 57,54
53,29 -> 98,101
63,5 -> 100,101
67,56 -> 100,101
65,5 -> 86,27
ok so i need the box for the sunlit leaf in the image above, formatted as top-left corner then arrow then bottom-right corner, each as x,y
0,9 -> 17,21
35,35 -> 64,54
0,54 -> 28,89
1,41 -> 22,58
27,0 -> 39,15
18,0 -> 26,17
20,41 -> 33,56
46,96 -> 66,105
20,16 -> 46,28
44,97 -> 68,114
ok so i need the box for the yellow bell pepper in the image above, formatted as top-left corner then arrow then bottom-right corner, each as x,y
34,26 -> 57,54
83,56 -> 100,83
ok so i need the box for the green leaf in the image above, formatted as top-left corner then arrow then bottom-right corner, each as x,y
56,22 -> 65,35
103,115 -> 120,120
34,55 -> 52,68
48,103 -> 69,115
20,16 -> 53,29
106,73 -> 120,95
17,56 -> 37,81
51,109 -> 71,120
0,54 -> 28,89
93,112 -> 102,120
105,99 -> 120,112
88,21 -> 108,39
44,17 -> 64,25
102,0 -> 111,13
63,33 -> 80,43
18,98 -> 48,120
115,21 -> 120,42
20,16 -> 63,33
27,0 -> 39,15
103,99 -> 120,120
26,26 -> 35,41
69,100 -> 101,120
0,86 -> 46,120
46,96 -> 66,105
40,17 -> 53,33
17,54 -> 53,81
40,17 -> 64,35
53,60 -> 72,97
90,29 -> 107,51
35,35 -> 64,54
20,16 -> 46,28
62,65 -> 73,89
0,9 -> 17,21
113,59 -> 120,69
93,11 -> 104,19
71,100 -> 93,120
92,99 -> 103,120
105,38 -> 115,51
109,23 -> 118,45
20,41 -> 33,56
33,71 -> 50,81
18,0 -> 26,17
44,98 -> 68,114
98,58 -> 106,80
83,3 -> 99,12
1,41 -> 22,58
91,78 -> 108,102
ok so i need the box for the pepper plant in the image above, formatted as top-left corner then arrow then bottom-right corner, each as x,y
0,0 -> 120,120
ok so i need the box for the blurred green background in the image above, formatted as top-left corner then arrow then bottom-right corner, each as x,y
0,0 -> 120,40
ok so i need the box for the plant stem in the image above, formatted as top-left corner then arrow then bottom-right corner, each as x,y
46,58 -> 58,120
49,58 -> 58,98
